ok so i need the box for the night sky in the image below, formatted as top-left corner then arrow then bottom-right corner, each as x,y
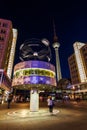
0,0 -> 87,79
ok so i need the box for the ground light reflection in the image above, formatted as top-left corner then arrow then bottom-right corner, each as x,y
7,109 -> 59,118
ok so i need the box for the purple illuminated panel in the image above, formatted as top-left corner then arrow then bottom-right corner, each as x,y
13,76 -> 56,86
14,60 -> 55,71
13,61 -> 56,87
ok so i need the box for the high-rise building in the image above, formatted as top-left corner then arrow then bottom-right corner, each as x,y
68,42 -> 87,84
0,18 -> 17,79
7,29 -> 18,79
0,19 -> 13,73
0,18 -> 18,98
68,42 -> 87,100
80,44 -> 87,78
68,54 -> 80,84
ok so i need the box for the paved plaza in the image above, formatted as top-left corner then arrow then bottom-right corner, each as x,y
0,101 -> 87,130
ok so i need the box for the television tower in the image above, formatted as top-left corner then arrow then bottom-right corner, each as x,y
52,21 -> 62,84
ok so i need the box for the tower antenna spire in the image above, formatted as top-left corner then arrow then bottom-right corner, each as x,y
52,19 -> 62,83
53,19 -> 58,42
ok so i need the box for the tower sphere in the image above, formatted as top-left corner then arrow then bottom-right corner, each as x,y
19,38 -> 51,62
53,42 -> 60,48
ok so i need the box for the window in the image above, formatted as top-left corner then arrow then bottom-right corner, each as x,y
0,36 -> 4,41
0,45 -> 2,48
3,23 -> 8,28
1,29 -> 6,34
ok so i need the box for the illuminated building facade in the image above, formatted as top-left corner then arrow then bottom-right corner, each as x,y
68,54 -> 80,84
7,29 -> 18,79
80,44 -> 87,79
68,42 -> 87,99
68,42 -> 87,84
0,18 -> 18,98
0,19 -> 13,72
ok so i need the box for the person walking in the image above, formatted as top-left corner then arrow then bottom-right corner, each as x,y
47,96 -> 54,114
7,94 -> 13,108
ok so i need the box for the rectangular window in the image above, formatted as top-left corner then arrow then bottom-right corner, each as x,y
0,44 -> 3,50
1,29 -> 6,34
3,23 -> 8,28
0,36 -> 4,41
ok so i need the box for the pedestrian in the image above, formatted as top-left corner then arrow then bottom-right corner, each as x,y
7,94 -> 13,108
47,96 -> 54,114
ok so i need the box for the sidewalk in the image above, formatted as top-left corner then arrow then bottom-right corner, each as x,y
0,102 -> 59,120
0,101 -> 87,130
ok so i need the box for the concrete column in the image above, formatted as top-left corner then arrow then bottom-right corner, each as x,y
30,89 -> 39,112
